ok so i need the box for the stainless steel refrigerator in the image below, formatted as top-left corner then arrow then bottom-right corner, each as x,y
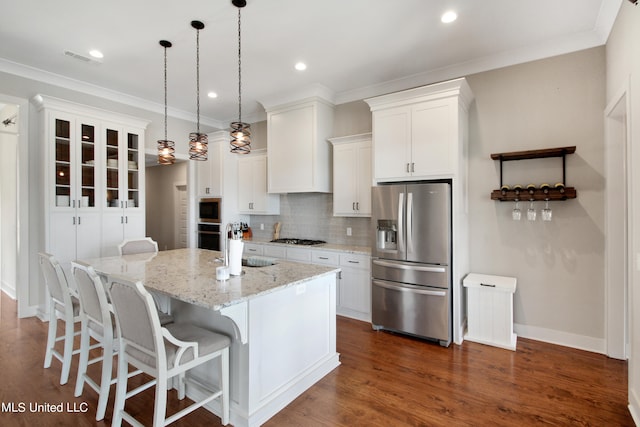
371,182 -> 452,346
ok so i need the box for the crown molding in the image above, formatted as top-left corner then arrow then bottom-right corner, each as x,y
0,57 -> 226,129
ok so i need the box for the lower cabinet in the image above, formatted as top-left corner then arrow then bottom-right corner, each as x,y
312,250 -> 371,322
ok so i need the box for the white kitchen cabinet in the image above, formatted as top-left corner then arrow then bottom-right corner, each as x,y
365,78 -> 473,182
237,151 -> 280,215
35,95 -> 148,265
263,245 -> 286,259
337,253 -> 371,322
329,133 -> 372,217
243,242 -> 264,256
266,98 -> 334,193
101,124 -> 146,256
196,149 -> 221,197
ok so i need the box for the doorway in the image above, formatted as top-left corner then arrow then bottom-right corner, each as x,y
604,85 -> 630,360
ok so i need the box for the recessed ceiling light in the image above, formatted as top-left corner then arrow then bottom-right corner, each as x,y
89,49 -> 104,59
207,92 -> 218,99
441,11 -> 457,24
295,62 -> 307,71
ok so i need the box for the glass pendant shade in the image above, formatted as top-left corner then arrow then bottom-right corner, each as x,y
189,20 -> 208,161
189,132 -> 208,160
157,39 -> 175,165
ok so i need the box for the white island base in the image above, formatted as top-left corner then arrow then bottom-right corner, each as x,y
171,273 -> 339,427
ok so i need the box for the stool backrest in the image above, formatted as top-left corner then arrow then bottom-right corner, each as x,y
108,276 -> 164,370
71,261 -> 112,333
118,238 -> 158,255
39,252 -> 72,307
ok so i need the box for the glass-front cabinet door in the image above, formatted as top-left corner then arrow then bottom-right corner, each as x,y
53,115 -> 98,210
105,126 -> 120,209
54,117 -> 72,207
103,125 -> 143,210
126,132 -> 140,209
79,123 -> 97,208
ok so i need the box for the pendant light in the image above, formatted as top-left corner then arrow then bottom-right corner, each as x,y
189,20 -> 208,161
230,0 -> 251,154
157,40 -> 175,165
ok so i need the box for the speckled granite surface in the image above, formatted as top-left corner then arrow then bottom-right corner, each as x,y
82,248 -> 339,311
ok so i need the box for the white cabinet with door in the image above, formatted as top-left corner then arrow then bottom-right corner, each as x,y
336,253 -> 371,322
101,124 -> 146,256
237,150 -> 279,215
329,133 -> 372,217
365,78 -> 473,182
196,149 -> 221,197
35,95 -> 148,264
47,112 -> 102,266
266,97 -> 334,193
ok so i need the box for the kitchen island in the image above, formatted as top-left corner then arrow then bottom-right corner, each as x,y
83,248 -> 340,427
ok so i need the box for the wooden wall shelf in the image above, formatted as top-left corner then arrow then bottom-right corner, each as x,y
490,146 -> 577,202
490,146 -> 576,161
491,187 -> 577,202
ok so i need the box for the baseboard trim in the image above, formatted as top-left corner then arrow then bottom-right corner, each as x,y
514,323 -> 605,354
629,387 -> 640,425
1,283 -> 17,300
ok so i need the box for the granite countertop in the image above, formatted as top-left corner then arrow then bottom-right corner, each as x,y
244,239 -> 371,255
82,248 -> 340,311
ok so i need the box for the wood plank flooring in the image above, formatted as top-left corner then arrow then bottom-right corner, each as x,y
0,295 -> 633,426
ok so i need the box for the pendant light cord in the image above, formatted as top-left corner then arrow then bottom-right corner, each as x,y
196,27 -> 201,133
237,7 -> 242,124
163,45 -> 168,140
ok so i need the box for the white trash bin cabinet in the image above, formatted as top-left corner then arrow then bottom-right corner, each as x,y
463,273 -> 517,351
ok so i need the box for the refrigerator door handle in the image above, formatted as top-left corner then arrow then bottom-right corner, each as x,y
373,259 -> 446,273
407,192 -> 413,255
397,192 -> 404,253
373,280 -> 446,297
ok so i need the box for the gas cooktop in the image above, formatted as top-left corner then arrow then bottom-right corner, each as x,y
270,238 -> 326,246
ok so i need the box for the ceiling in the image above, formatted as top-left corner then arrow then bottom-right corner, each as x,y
0,0 -> 621,129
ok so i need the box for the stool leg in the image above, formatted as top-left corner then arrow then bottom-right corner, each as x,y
221,348 -> 229,426
153,372 -> 168,427
111,351 -> 128,427
60,312 -> 75,385
44,303 -> 57,369
74,322 -> 90,397
95,338 -> 113,421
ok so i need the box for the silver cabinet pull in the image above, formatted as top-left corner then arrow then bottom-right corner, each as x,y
406,163 -> 410,173
411,162 -> 415,172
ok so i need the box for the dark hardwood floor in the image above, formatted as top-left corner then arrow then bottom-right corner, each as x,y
0,295 -> 633,426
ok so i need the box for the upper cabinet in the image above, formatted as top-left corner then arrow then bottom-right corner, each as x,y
237,150 -> 280,215
329,133 -> 372,217
34,95 -> 149,264
266,97 -> 334,193
365,78 -> 474,182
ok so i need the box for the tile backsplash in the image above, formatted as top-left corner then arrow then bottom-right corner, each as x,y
248,193 -> 371,247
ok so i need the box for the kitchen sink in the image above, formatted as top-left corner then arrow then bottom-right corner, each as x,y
242,256 -> 277,267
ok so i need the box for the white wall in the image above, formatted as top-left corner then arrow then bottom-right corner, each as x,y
606,2 -> 640,423
0,104 -> 18,298
466,47 -> 607,351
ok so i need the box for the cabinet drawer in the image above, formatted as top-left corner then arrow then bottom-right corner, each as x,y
311,250 -> 339,266
286,247 -> 312,263
263,245 -> 286,259
339,253 -> 369,269
244,243 -> 263,256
